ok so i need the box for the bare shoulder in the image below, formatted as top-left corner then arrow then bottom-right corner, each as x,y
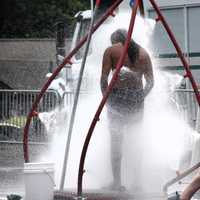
139,47 -> 150,61
104,46 -> 112,55
104,43 -> 122,58
103,46 -> 115,60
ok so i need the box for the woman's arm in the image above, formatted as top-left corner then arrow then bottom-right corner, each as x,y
100,47 -> 112,95
143,52 -> 154,97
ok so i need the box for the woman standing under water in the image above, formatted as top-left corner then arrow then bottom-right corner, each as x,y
100,29 -> 154,191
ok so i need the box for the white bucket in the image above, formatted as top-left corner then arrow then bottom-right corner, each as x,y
24,162 -> 55,200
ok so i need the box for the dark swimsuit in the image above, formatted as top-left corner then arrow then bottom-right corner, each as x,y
108,87 -> 144,116
107,67 -> 144,118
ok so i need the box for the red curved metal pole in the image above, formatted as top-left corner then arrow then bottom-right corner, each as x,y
149,0 -> 200,106
77,0 -> 139,197
23,0 -> 123,163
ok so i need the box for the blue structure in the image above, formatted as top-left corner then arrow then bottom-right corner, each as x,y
129,0 -> 135,7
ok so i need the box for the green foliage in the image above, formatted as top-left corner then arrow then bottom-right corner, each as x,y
7,194 -> 22,200
0,0 -> 90,38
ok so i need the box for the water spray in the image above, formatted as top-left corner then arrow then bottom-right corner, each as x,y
77,0 -> 200,198
77,0 -> 139,197
148,0 -> 200,197
23,0 -> 123,163
149,0 -> 200,106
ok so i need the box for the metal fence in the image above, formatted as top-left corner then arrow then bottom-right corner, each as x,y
0,89 -> 61,143
173,89 -> 199,129
62,89 -> 200,130
0,89 -> 199,143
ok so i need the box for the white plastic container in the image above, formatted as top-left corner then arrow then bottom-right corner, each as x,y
24,162 -> 55,200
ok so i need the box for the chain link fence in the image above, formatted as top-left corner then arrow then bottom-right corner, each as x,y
173,89 -> 199,129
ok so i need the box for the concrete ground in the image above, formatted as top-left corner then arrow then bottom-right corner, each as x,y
0,142 -> 199,200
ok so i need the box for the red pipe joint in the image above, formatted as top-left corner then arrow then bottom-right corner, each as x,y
184,70 -> 192,78
184,73 -> 189,78
67,59 -> 73,65
110,11 -> 116,17
32,111 -> 39,117
155,16 -> 161,22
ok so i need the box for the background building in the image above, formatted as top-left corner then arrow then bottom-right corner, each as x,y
145,0 -> 200,84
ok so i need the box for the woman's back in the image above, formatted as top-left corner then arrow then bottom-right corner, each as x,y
110,43 -> 144,90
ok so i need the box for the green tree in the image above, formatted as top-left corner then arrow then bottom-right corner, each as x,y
0,0 -> 90,38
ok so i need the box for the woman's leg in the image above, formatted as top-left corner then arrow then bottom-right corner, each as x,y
107,107 -> 125,190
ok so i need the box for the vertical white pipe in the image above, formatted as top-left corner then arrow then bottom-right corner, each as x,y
184,6 -> 192,125
196,106 -> 200,133
59,0 -> 95,190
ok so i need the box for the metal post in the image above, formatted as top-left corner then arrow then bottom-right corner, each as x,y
183,6 -> 192,125
59,0 -> 95,190
55,21 -> 67,84
196,106 -> 200,133
56,21 -> 66,64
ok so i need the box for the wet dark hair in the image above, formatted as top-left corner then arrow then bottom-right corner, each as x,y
111,29 -> 139,64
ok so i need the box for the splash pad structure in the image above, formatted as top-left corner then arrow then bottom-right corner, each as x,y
22,0 -> 200,200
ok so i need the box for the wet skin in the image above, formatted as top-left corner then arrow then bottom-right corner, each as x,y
100,42 -> 154,190
100,43 -> 154,96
